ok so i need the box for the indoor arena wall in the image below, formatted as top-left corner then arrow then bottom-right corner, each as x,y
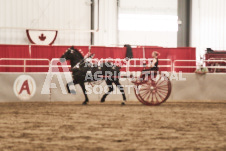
0,0 -> 91,45
0,73 -> 225,102
191,0 -> 226,58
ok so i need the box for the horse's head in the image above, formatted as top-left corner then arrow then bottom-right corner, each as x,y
60,47 -> 75,62
60,46 -> 84,67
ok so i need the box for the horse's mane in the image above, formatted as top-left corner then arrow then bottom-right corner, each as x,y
70,46 -> 84,60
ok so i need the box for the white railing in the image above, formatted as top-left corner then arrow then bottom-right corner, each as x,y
1,58 -> 226,73
0,58 -> 50,72
50,58 -> 172,72
128,58 -> 172,72
92,58 -> 172,72
173,60 -> 226,72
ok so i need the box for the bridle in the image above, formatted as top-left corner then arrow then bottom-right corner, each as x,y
72,53 -> 95,69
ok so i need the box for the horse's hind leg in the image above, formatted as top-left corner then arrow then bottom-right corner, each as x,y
66,83 -> 70,93
101,80 -> 113,103
79,82 -> 89,105
114,79 -> 126,105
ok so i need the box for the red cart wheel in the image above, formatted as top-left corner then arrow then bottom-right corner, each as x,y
134,74 -> 171,106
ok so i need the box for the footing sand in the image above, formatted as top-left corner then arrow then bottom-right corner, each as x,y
0,101 -> 225,150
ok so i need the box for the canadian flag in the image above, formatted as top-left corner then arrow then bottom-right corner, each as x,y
26,29 -> 58,45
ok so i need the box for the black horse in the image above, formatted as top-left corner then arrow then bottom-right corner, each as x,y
60,46 -> 126,105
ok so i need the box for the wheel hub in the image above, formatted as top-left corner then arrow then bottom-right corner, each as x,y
150,86 -> 156,93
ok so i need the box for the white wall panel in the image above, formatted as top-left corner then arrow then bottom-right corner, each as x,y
119,31 -> 177,47
118,0 -> 178,47
0,0 -> 91,45
191,0 -> 226,58
93,0 -> 118,46
119,0 -> 177,15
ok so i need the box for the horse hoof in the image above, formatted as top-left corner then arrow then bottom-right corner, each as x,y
100,99 -> 105,103
70,90 -> 76,94
82,102 -> 88,105
121,102 -> 125,106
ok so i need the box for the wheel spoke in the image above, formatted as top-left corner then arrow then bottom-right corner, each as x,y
141,84 -> 152,89
156,93 -> 164,102
157,89 -> 168,95
156,91 -> 165,100
157,84 -> 169,89
157,85 -> 168,90
157,81 -> 168,87
157,84 -> 168,88
158,86 -> 168,91
157,78 -> 169,83
151,92 -> 154,103
157,83 -> 168,87
140,90 -> 150,98
157,86 -> 168,90
154,76 -> 161,84
139,92 -> 149,98
157,88 -> 168,92
155,91 -> 161,100
139,89 -> 150,93
155,93 -> 159,103
144,92 -> 152,101
140,87 -> 150,91
140,91 -> 148,99
156,79 -> 166,85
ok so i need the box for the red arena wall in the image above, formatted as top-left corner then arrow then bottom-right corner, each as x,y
0,45 -> 196,72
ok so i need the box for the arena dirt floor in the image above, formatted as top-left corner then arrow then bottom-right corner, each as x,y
0,101 -> 225,151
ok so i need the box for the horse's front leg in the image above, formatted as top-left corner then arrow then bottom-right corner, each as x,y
79,82 -> 89,105
66,81 -> 76,94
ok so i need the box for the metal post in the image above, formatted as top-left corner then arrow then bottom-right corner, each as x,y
177,0 -> 191,47
90,0 -> 99,45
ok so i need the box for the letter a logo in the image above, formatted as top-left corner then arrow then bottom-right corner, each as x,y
14,75 -> 36,101
19,80 -> 31,95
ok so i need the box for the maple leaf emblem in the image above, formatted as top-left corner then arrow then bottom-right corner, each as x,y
39,33 -> 46,41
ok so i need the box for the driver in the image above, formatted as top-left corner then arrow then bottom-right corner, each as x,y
147,51 -> 159,71
139,51 -> 160,82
